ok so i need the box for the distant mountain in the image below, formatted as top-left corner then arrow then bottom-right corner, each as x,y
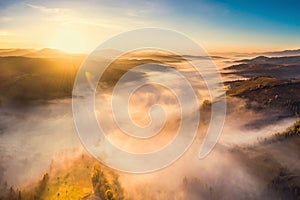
24,48 -> 71,58
0,48 -> 86,58
213,48 -> 300,58
236,55 -> 300,65
224,55 -> 300,79
0,49 -> 35,57
263,49 -> 300,57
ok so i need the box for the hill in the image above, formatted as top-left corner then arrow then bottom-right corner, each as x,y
227,76 -> 300,116
0,48 -> 85,58
0,49 -> 35,57
0,153 -> 125,200
0,56 -> 84,105
263,49 -> 300,57
223,56 -> 300,79
24,48 -> 84,58
236,55 -> 300,65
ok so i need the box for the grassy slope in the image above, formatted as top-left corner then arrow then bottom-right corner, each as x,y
21,154 -> 94,200
20,154 -> 124,200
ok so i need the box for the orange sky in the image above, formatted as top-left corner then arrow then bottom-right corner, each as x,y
0,1 -> 299,54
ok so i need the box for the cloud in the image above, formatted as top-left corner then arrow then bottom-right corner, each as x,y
26,3 -> 70,14
66,19 -> 123,29
24,3 -> 124,28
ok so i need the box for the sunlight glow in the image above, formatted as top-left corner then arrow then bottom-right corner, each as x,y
49,27 -> 90,53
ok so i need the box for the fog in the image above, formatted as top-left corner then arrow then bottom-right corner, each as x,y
0,100 -> 81,186
116,97 -> 297,200
0,56 -> 298,199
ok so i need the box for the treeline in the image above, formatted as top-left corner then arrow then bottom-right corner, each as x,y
0,181 -> 21,200
257,118 -> 300,144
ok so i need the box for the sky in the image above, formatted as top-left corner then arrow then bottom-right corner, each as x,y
0,0 -> 299,53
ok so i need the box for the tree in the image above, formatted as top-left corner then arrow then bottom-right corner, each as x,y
91,163 -> 124,200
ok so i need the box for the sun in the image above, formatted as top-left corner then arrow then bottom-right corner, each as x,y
50,27 -> 90,53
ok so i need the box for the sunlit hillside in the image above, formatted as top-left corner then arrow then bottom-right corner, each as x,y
0,52 -> 85,105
